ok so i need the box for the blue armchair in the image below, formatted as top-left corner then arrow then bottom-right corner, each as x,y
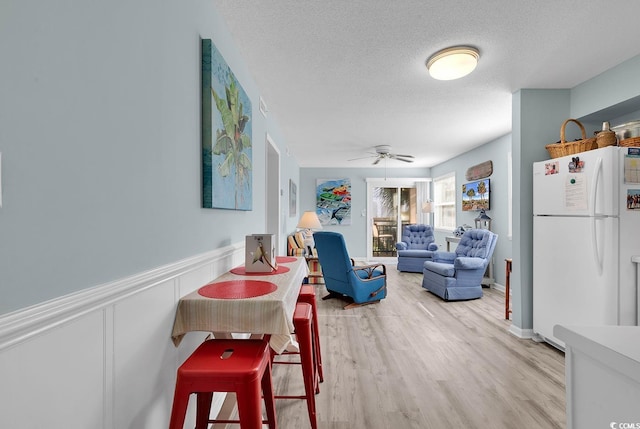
396,224 -> 438,273
422,229 -> 498,301
313,231 -> 387,308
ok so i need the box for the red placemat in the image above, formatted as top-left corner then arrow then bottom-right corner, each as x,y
276,256 -> 297,263
229,265 -> 290,276
198,280 -> 277,299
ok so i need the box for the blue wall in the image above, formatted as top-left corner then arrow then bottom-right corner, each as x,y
511,89 -> 571,331
430,134 -> 512,286
0,0 -> 299,315
510,55 -> 640,332
298,50 -> 640,335
3,0 -> 640,330
298,135 -> 512,286
299,167 -> 431,256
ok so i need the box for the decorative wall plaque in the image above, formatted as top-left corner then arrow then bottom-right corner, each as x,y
466,160 -> 493,181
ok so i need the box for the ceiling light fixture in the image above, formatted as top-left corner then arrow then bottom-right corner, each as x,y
426,46 -> 480,80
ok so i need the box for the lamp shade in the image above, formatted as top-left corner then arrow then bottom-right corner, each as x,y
422,201 -> 434,213
426,46 -> 479,80
297,211 -> 322,230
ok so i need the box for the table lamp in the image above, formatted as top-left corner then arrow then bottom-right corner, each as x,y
422,200 -> 434,225
297,211 -> 323,254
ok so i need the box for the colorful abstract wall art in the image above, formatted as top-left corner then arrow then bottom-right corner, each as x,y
201,39 -> 252,210
316,178 -> 351,225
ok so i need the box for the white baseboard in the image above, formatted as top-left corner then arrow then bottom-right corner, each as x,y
491,282 -> 505,293
508,324 -> 534,339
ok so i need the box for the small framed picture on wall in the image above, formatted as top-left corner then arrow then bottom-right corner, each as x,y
289,179 -> 297,217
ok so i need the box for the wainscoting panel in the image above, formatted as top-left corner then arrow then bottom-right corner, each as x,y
0,310 -> 105,429
113,278 -> 177,429
0,243 -> 245,429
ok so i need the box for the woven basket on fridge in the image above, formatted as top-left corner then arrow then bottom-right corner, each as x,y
619,137 -> 640,147
545,118 -> 597,159
596,129 -> 617,148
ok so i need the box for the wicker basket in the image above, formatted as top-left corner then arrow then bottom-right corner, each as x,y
596,130 -> 617,148
545,119 -> 597,158
620,137 -> 640,147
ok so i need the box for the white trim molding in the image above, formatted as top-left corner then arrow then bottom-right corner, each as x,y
0,242 -> 245,429
508,324 -> 534,340
0,243 -> 244,352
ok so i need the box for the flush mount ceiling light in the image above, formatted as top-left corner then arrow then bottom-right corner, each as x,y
426,46 -> 480,80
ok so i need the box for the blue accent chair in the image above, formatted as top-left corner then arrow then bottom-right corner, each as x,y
313,231 -> 387,308
396,224 -> 438,273
422,229 -> 498,301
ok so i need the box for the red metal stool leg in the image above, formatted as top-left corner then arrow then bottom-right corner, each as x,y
272,302 -> 318,429
293,303 -> 318,429
169,377 -> 191,429
168,338 -> 277,429
194,392 -> 212,429
236,374 -> 263,429
261,358 -> 278,428
298,285 -> 324,384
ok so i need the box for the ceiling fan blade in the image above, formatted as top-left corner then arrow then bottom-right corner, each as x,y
372,158 -> 382,165
389,154 -> 415,162
348,155 -> 377,161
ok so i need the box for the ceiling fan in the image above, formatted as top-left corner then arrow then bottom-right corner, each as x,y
349,145 -> 415,165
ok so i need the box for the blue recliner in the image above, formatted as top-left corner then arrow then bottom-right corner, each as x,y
422,229 -> 498,301
313,231 -> 387,308
396,224 -> 438,273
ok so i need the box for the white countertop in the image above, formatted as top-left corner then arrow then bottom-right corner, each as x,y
554,325 -> 640,384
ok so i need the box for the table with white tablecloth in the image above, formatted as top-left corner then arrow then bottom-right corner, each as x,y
171,256 -> 309,353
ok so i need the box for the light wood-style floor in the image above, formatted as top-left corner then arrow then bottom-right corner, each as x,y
270,265 -> 566,429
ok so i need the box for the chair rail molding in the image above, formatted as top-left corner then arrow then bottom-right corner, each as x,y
0,242 -> 244,352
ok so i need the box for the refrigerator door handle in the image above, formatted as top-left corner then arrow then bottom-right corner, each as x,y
590,157 -> 604,275
590,157 -> 603,217
591,216 -> 604,275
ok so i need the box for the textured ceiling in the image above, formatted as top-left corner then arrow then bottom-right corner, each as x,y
214,1 -> 640,168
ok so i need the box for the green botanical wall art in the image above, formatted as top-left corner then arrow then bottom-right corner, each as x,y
201,39 -> 252,210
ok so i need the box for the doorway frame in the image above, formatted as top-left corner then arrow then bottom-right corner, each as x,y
265,133 -> 281,254
366,178 -> 432,261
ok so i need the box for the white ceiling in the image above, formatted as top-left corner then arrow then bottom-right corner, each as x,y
214,1 -> 640,168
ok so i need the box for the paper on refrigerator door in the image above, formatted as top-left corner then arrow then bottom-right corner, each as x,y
624,154 -> 640,184
565,174 -> 587,211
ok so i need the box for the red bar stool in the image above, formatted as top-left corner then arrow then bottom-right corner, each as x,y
272,302 -> 318,429
297,284 -> 324,384
169,339 -> 277,429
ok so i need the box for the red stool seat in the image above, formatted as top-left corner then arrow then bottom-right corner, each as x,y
169,339 -> 277,429
298,285 -> 324,384
272,302 -> 318,429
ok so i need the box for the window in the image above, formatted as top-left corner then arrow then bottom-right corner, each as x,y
369,184 -> 417,257
433,173 -> 456,231
366,178 -> 428,259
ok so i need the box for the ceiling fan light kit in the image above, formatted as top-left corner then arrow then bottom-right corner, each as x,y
426,46 -> 479,80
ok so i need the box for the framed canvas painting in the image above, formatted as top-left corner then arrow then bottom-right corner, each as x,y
201,39 -> 253,210
461,178 -> 490,211
316,178 -> 351,225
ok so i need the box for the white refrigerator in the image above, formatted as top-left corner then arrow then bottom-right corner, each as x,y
533,146 -> 640,349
